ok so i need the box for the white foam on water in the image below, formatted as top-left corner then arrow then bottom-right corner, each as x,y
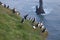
31,6 -> 36,12
41,8 -> 53,15
32,6 -> 35,9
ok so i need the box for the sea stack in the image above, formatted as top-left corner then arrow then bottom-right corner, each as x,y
36,0 -> 45,15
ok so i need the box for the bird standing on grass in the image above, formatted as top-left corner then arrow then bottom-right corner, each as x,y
41,27 -> 46,33
12,8 -> 16,13
21,18 -> 24,23
32,18 -> 35,23
7,5 -> 9,8
4,4 -> 6,8
24,14 -> 28,20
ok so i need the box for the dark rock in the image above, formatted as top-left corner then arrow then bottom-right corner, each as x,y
36,0 -> 45,15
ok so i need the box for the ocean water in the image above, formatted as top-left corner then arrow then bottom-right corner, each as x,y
0,0 -> 60,40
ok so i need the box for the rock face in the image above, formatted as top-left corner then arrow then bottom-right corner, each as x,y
36,0 -> 45,15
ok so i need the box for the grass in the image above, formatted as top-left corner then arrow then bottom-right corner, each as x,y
0,5 -> 45,40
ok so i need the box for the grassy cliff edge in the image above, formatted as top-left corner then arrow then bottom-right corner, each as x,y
0,5 -> 45,40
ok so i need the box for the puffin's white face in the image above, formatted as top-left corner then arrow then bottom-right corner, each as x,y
15,9 -> 17,11
1,3 -> 4,6
33,26 -> 36,29
38,23 -> 41,27
41,23 -> 43,26
42,25 -> 44,29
